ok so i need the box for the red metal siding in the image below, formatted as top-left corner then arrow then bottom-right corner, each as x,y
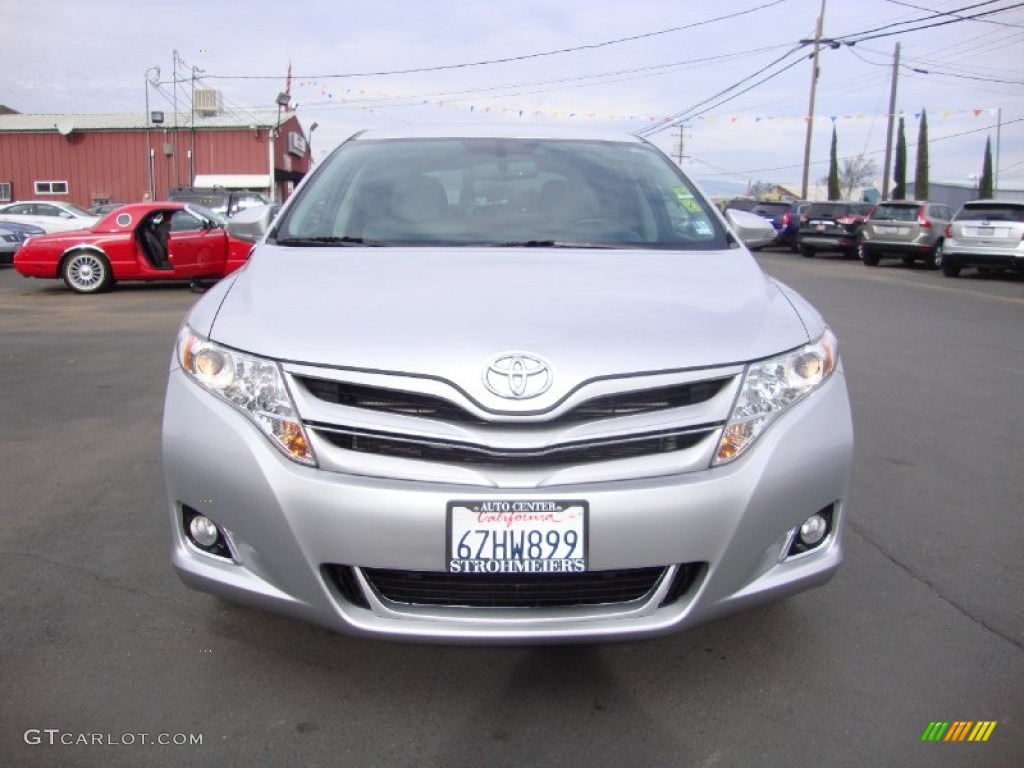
0,120 -> 311,208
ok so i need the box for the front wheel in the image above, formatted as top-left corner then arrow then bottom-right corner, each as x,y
62,250 -> 113,293
800,246 -> 815,258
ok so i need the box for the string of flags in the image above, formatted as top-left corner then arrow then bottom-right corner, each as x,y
293,81 -> 999,124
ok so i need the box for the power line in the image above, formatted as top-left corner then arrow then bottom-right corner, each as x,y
713,115 -> 1023,177
834,1 -> 1007,40
837,2 -> 1024,44
885,0 -> 1024,28
200,0 -> 788,80
289,43 -> 795,110
636,1 -> 1024,140
636,46 -> 808,136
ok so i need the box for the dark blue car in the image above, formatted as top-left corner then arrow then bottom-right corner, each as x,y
749,200 -> 810,252
0,219 -> 46,265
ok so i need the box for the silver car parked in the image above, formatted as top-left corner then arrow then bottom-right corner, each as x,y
162,125 -> 854,643
938,199 -> 1024,277
858,200 -> 954,268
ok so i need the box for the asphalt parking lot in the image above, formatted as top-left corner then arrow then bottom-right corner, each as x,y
1,255 -> 1021,767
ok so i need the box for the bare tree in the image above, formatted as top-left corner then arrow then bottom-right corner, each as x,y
840,154 -> 877,199
749,180 -> 771,199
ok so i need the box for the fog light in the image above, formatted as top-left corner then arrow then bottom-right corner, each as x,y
189,515 -> 220,548
785,504 -> 836,558
182,505 -> 232,559
799,514 -> 828,546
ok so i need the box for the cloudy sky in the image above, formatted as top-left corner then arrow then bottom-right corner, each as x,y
3,0 -> 1022,194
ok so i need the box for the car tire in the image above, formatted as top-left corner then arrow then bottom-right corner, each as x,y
936,242 -> 960,277
859,243 -> 879,266
61,250 -> 113,293
800,246 -> 815,258
923,241 -> 941,270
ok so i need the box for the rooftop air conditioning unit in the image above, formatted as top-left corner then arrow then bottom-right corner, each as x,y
194,89 -> 223,117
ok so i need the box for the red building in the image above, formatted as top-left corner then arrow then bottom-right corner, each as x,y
0,103 -> 311,208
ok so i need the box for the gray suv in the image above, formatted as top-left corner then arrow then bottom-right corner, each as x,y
162,125 -> 853,643
858,201 -> 954,268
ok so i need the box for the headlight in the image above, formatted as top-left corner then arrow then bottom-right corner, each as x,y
177,326 -> 316,465
714,328 -> 838,465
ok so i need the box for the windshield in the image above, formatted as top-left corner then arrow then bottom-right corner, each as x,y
65,203 -> 96,217
185,203 -> 227,227
751,203 -> 789,215
273,137 -> 727,249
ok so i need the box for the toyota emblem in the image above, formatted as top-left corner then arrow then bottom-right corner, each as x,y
483,353 -> 553,400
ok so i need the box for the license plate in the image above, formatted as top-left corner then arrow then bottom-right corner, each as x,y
978,227 -> 995,236
814,223 -> 826,232
447,500 -> 588,573
876,225 -> 899,234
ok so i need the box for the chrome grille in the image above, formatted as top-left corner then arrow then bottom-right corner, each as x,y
297,376 -> 729,424
312,425 -> 714,467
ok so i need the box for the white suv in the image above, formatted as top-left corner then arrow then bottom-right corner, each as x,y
938,200 -> 1024,277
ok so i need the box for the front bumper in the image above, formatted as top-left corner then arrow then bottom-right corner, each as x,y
162,367 -> 854,643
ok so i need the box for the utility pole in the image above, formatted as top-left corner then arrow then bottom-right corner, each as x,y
172,50 -> 181,190
881,43 -> 901,200
144,66 -> 159,200
190,65 -> 203,186
801,0 -> 827,200
995,107 -> 1002,192
674,124 -> 688,165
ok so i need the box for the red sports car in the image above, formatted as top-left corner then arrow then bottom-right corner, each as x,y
14,202 -> 253,293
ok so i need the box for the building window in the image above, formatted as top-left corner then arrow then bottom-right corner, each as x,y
35,181 -> 69,195
0,182 -> 11,202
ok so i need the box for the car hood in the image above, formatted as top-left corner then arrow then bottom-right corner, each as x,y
204,246 -> 813,407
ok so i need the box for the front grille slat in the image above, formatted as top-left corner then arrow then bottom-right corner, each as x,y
298,376 -> 729,426
314,426 -> 712,468
354,567 -> 669,608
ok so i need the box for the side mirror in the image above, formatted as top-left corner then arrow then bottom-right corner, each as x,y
725,208 -> 777,250
226,204 -> 278,244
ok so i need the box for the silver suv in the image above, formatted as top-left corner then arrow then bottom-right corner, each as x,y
162,125 -> 853,643
858,201 -> 954,268
938,200 -> 1024,277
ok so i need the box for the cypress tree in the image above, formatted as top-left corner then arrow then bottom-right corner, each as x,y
828,127 -> 841,201
914,109 -> 929,200
892,117 -> 906,200
978,137 -> 994,199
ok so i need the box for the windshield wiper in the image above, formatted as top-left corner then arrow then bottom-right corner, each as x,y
499,240 -> 618,249
274,236 -> 379,246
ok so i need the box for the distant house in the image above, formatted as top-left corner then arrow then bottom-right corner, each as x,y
0,99 -> 310,207
752,184 -> 801,201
